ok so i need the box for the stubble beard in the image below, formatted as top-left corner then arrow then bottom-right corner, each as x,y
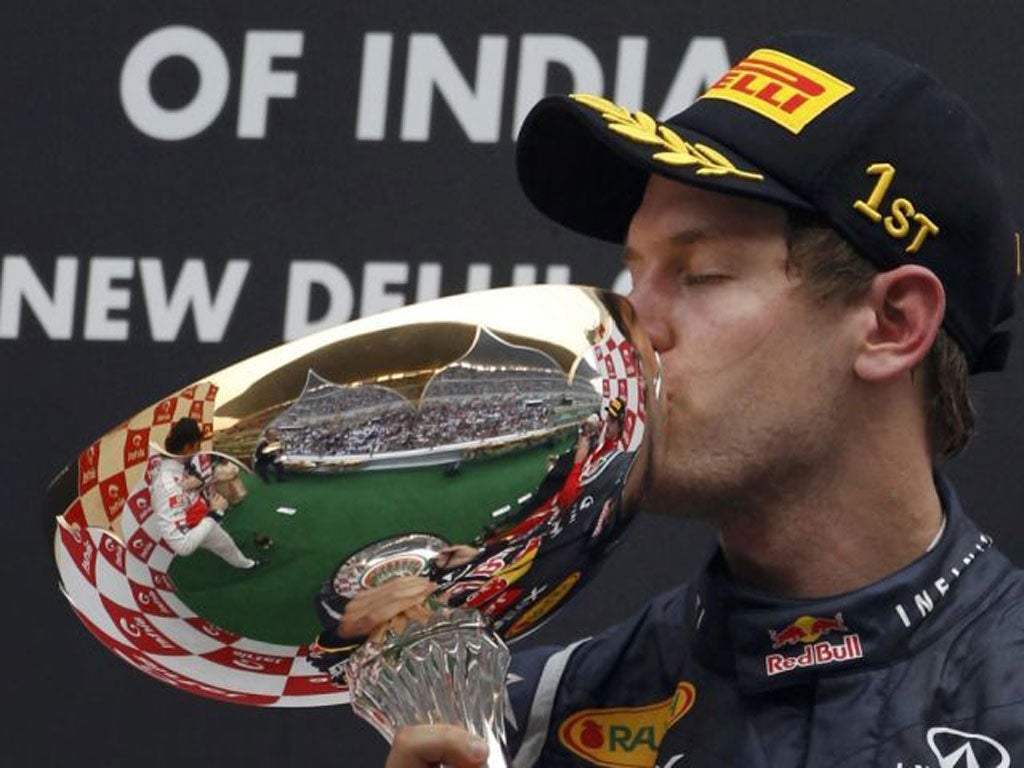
638,406 -> 835,527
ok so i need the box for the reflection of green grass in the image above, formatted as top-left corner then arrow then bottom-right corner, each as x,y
168,444 -> 560,645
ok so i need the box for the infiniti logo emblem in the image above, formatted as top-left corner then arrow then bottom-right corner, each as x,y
927,727 -> 1009,768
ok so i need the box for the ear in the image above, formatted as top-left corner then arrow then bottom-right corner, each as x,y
853,265 -> 945,383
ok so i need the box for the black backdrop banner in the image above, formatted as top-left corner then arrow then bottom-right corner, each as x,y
6,2 -> 1023,765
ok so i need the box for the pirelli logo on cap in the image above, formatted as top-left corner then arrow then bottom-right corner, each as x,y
701,48 -> 854,134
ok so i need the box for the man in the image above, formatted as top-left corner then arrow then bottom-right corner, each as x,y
255,427 -> 287,483
384,32 -> 1023,766
152,418 -> 262,570
551,397 -> 627,513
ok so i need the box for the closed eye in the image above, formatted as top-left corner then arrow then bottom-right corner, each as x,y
682,274 -> 730,286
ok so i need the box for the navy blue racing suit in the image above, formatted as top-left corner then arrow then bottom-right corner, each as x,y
506,475 -> 1024,767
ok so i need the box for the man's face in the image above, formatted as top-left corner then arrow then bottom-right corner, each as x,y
626,176 -> 859,519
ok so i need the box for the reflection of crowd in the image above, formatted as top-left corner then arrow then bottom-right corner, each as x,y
424,367 -> 591,400
282,395 -> 554,456
267,365 -> 602,459
274,383 -> 404,429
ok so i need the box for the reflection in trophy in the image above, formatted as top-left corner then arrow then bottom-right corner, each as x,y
47,286 -> 659,736
315,535 -> 514,764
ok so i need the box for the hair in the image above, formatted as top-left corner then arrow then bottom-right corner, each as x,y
785,214 -> 974,458
165,417 -> 203,454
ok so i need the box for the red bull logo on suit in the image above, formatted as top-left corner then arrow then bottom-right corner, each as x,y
765,613 -> 863,676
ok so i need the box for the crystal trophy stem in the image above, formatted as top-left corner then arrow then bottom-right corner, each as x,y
347,606 -> 512,768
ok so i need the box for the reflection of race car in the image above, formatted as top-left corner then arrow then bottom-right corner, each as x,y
307,448 -> 636,686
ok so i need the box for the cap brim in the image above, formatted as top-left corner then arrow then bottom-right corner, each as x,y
516,95 -> 813,243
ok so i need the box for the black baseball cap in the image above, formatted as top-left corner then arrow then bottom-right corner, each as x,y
516,32 -> 1018,373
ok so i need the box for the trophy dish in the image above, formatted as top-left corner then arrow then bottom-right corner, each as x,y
46,285 -> 659,757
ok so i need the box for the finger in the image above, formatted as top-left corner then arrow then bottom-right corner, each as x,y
385,725 -> 488,768
434,550 -> 454,569
358,587 -> 435,632
348,578 -> 433,615
340,578 -> 435,637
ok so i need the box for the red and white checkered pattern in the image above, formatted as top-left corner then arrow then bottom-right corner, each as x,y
55,381 -> 347,707
70,382 -> 219,535
591,330 -> 647,452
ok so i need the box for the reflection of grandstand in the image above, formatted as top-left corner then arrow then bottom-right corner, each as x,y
271,372 -> 414,459
268,329 -> 601,471
275,373 -> 407,426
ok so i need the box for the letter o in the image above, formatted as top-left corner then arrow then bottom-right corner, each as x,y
120,26 -> 230,140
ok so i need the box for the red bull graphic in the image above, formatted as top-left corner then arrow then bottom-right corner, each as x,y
768,612 -> 847,649
765,613 -> 862,676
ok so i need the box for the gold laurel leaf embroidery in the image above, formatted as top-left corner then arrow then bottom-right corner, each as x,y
570,93 -> 630,122
609,123 -> 667,147
695,167 -> 731,177
569,93 -> 764,182
635,110 -> 658,134
658,125 -> 688,153
691,143 -> 733,167
652,151 -> 700,167
692,143 -> 764,180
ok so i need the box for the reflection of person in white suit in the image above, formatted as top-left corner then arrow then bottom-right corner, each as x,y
151,418 -> 259,569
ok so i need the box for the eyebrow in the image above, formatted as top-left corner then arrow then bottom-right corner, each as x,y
668,228 -> 711,246
622,227 -> 712,263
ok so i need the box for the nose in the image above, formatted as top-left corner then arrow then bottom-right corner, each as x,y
627,274 -> 674,353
